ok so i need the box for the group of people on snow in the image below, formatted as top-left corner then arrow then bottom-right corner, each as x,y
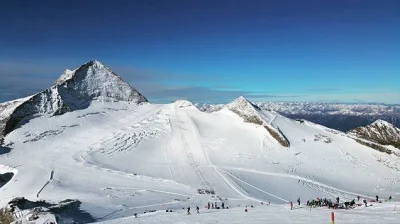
291,194 -> 393,210
186,201 -> 227,215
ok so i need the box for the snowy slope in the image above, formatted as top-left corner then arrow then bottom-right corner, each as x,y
0,60 -> 147,137
1,97 -> 400,223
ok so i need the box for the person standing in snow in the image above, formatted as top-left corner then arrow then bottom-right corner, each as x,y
207,202 -> 210,209
196,206 -> 199,214
222,202 -> 225,209
376,195 -> 379,202
363,199 -> 367,207
187,206 -> 191,215
357,196 -> 360,201
336,197 -> 340,204
389,196 -> 392,201
290,201 -> 293,210
297,198 -> 301,206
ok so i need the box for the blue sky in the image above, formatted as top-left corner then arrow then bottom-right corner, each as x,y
1,0 -> 399,104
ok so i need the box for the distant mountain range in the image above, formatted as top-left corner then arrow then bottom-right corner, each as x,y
196,102 -> 400,132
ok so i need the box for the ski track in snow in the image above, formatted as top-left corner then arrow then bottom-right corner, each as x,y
173,105 -> 213,193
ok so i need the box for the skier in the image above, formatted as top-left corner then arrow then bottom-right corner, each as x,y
215,202 -> 217,209
207,202 -> 210,209
187,206 -> 191,215
134,213 -> 137,218
336,197 -> 340,204
211,203 -> 214,209
297,197 -> 301,206
196,206 -> 199,214
222,202 -> 225,209
363,199 -> 367,207
389,196 -> 392,201
290,201 -> 293,210
376,195 -> 379,202
357,196 -> 360,201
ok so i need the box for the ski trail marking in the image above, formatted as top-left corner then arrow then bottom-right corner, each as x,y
219,169 -> 289,203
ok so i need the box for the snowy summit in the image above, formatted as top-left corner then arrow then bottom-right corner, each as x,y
0,60 -> 147,137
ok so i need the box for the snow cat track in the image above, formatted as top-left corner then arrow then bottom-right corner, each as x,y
174,106 -> 214,195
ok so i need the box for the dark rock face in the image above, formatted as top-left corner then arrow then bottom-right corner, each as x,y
8,197 -> 95,223
0,172 -> 13,188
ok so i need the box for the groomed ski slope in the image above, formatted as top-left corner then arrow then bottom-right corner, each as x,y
1,101 -> 399,222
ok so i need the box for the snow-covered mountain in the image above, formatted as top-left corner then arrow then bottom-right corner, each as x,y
0,60 -> 147,137
196,102 -> 400,132
1,61 -> 400,223
225,96 -> 290,147
348,120 -> 400,150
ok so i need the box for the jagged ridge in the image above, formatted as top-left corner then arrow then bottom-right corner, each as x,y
348,119 -> 400,149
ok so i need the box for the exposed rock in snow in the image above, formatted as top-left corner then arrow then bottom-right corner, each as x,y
9,197 -> 94,224
348,119 -> 400,150
0,60 -> 148,137
226,96 -> 290,147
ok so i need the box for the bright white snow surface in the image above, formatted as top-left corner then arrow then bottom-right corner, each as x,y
96,203 -> 400,224
1,101 -> 400,223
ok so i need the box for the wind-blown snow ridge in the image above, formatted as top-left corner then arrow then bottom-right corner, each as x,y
0,60 -> 147,136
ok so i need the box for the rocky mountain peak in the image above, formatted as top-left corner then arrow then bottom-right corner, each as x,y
348,119 -> 400,149
0,60 -> 148,136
